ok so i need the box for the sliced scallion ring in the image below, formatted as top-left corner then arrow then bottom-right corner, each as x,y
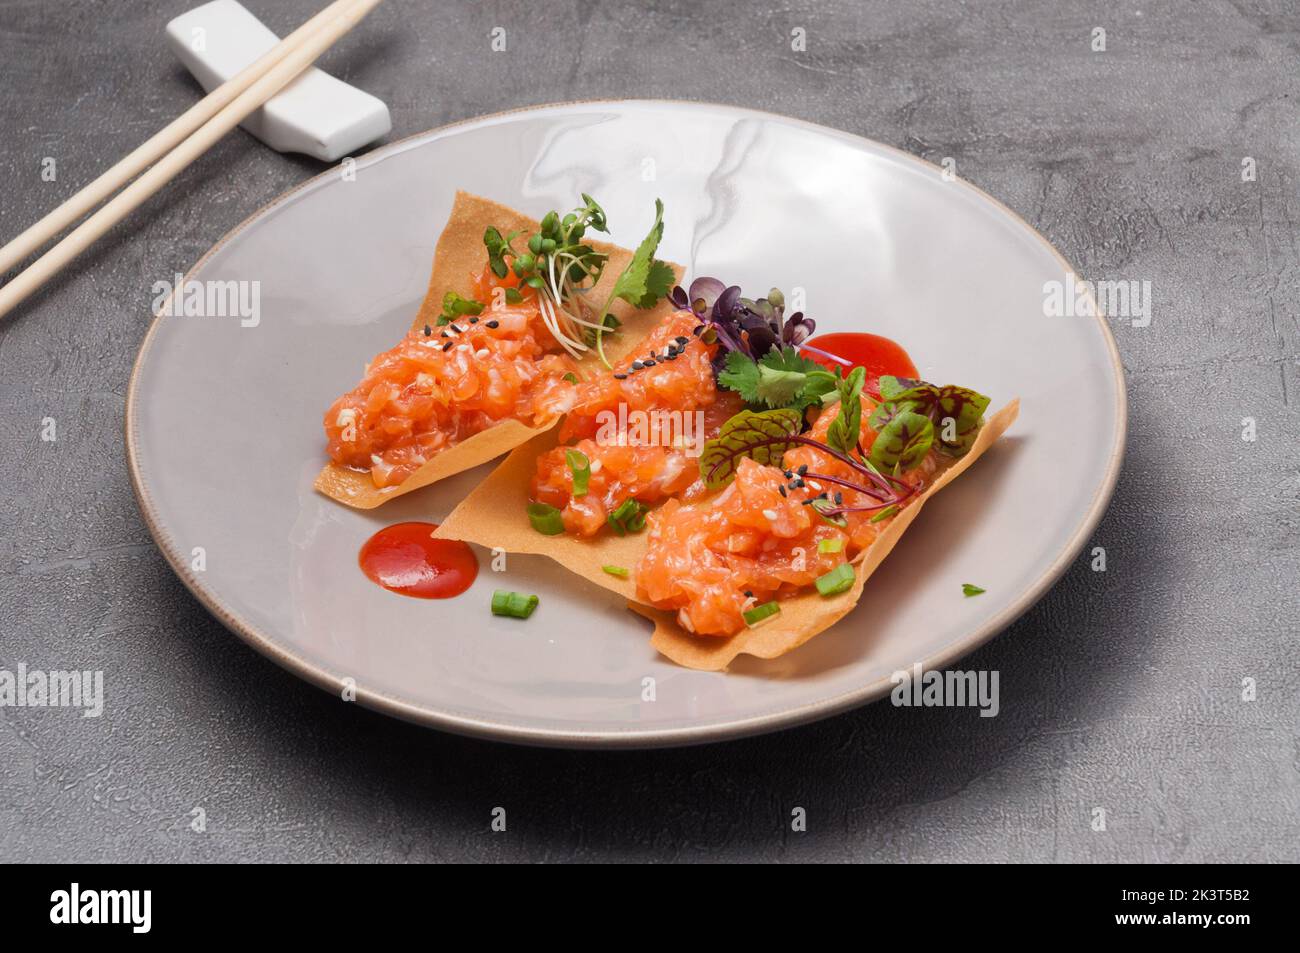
527,502 -> 565,535
815,563 -> 855,596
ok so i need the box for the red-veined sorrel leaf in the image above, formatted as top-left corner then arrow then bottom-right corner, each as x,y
699,408 -> 804,488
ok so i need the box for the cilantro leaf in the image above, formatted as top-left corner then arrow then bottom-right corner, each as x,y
595,199 -> 672,366
607,199 -> 668,309
962,583 -> 986,597
717,351 -> 763,403
717,347 -> 842,410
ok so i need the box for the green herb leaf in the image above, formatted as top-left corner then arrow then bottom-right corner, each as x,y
826,366 -> 866,455
717,351 -> 763,403
594,199 -> 672,367
872,375 -> 990,458
718,347 -> 838,411
608,198 -> 670,308
483,227 -> 509,279
934,385 -> 991,456
601,564 -> 629,578
440,291 -> 483,323
961,583 -> 986,597
868,410 -> 934,472
698,408 -> 804,489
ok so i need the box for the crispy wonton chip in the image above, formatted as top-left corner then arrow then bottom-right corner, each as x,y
315,191 -> 683,509
434,399 -> 1019,668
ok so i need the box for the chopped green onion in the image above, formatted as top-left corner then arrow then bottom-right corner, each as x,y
817,538 -> 844,554
815,563 -> 855,596
565,449 -> 591,498
606,498 -> 648,535
743,600 -> 781,627
961,583 -> 986,597
491,590 -> 539,619
562,372 -> 579,385
869,505 -> 899,523
601,564 -> 629,578
527,502 -> 565,535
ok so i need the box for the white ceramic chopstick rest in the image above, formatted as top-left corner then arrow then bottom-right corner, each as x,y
166,0 -> 390,162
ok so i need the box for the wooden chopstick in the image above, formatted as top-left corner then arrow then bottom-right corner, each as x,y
0,0 -> 384,320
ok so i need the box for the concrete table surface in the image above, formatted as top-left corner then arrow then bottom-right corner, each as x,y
1,0 -> 1296,863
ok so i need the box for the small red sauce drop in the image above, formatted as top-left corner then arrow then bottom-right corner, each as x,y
359,522 -> 478,599
801,332 -> 919,394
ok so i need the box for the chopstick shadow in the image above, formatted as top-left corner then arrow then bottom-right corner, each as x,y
172,432 -> 1150,860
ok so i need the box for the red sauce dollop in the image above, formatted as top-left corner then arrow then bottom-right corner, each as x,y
358,522 -> 477,599
801,332 -> 919,393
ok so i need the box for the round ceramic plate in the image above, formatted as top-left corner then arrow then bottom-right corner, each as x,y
127,101 -> 1124,748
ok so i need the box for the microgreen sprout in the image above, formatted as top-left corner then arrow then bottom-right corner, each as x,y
481,196 -> 671,364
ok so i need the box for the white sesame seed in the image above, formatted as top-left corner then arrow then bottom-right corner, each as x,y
475,348 -> 489,360
762,508 -> 778,520
589,459 -> 602,474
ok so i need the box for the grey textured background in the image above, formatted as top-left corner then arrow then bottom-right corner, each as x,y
1,0 -> 1297,863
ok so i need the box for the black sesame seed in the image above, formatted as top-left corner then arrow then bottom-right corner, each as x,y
791,478 -> 805,489
835,492 -> 844,504
631,361 -> 643,370
422,324 -> 432,336
783,470 -> 793,478
778,485 -> 788,497
450,324 -> 463,334
485,320 -> 500,329
468,317 -> 478,324
692,325 -> 704,336
439,331 -> 449,338
614,373 -> 628,380
643,359 -> 656,367
442,341 -> 454,352
744,590 -> 754,598
675,336 -> 689,346
797,465 -> 808,476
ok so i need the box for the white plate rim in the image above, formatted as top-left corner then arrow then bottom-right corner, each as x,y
125,99 -> 1127,748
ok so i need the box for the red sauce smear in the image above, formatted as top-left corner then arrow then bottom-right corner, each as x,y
358,522 -> 477,599
801,332 -> 919,394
